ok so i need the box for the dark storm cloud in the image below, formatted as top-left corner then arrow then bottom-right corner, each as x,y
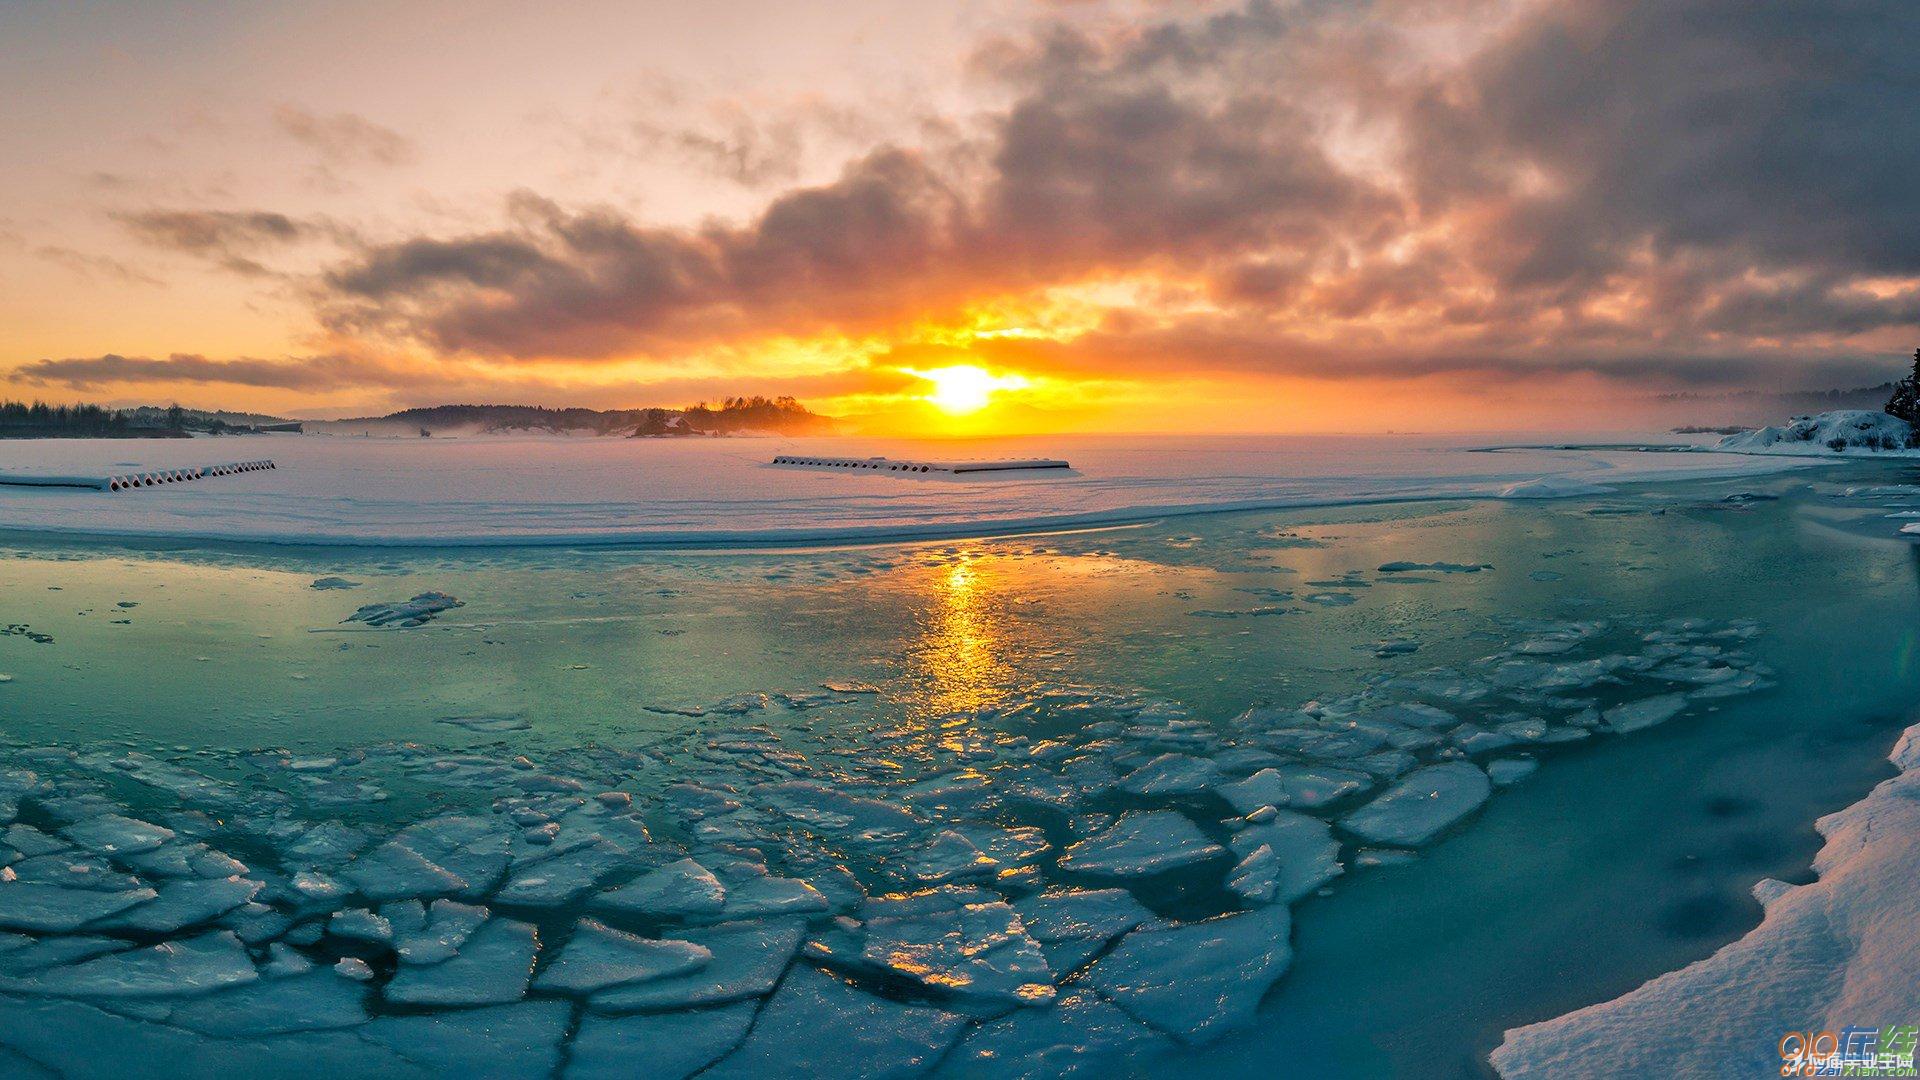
305,0 -> 1920,386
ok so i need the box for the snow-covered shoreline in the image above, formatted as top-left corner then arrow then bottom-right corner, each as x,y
1490,720 -> 1920,1078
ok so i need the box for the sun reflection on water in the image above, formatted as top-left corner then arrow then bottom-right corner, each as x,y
913,555 -> 1013,735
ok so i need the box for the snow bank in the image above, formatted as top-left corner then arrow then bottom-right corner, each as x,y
1716,410 -> 1917,457
1490,719 -> 1920,1078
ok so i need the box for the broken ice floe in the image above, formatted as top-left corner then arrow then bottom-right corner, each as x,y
0,610 -> 1777,1075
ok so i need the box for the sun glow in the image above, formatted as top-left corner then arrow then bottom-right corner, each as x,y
908,365 -> 1030,414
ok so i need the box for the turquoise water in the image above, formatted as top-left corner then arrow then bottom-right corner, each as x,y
2,460 -> 1917,1076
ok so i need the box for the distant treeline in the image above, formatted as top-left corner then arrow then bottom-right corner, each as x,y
363,397 -> 831,437
635,396 -> 828,437
0,400 -> 294,438
0,400 -> 185,438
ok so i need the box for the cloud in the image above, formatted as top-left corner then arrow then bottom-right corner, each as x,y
113,209 -> 335,277
90,0 -> 1920,396
272,106 -> 415,168
12,352 -> 423,393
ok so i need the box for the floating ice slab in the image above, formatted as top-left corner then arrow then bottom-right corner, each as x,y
344,592 -> 464,628
589,918 -> 805,1013
9,930 -> 256,999
1085,906 -> 1293,1045
1117,754 -> 1222,796
1339,762 -> 1491,847
1058,811 -> 1225,878
495,840 -> 630,907
62,815 -> 174,857
861,900 -> 1055,1009
383,918 -> 539,1007
162,967 -> 370,1035
595,858 -> 728,919
532,918 -> 711,994
565,1002 -> 759,1080
0,882 -> 158,933
361,1001 -> 571,1080
90,875 -> 262,934
947,990 -> 1169,1079
1602,693 -> 1688,732
700,965 -> 967,1079
1228,811 -> 1342,903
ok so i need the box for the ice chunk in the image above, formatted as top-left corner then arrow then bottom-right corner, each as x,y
163,967 -> 369,1035
595,858 -> 727,919
1228,811 -> 1341,903
329,907 -> 393,944
1487,759 -> 1539,785
861,900 -> 1054,1009
383,917 -> 538,1007
1602,693 -> 1688,732
390,899 -> 487,965
62,815 -> 174,857
344,591 -> 463,628
1084,906 -> 1292,1044
0,882 -> 157,933
1226,845 -> 1280,903
362,1001 -> 571,1080
946,990 -> 1168,1079
341,839 -> 466,903
910,830 -> 999,885
90,876 -> 262,935
9,930 -> 256,998
700,965 -> 966,1080
753,780 -> 920,835
1218,766 -> 1370,813
1339,762 -> 1491,847
1057,811 -> 1225,878
1117,753 -> 1221,796
565,1002 -> 759,1080
589,918 -> 805,1013
1014,889 -> 1154,947
495,841 -> 630,907
533,918 -> 711,994
437,715 -> 531,733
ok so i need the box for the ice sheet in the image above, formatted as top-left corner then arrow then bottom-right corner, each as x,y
0,432 -> 1809,547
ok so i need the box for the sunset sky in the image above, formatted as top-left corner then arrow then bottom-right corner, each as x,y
3,0 -> 1916,433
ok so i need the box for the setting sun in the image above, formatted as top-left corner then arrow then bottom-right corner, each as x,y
908,365 -> 1030,414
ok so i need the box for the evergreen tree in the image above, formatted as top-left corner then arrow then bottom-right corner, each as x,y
1886,348 -> 1920,423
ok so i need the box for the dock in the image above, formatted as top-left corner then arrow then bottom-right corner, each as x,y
771,455 -> 1070,474
0,460 -> 277,493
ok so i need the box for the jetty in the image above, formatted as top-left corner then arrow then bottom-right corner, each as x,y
771,455 -> 1070,474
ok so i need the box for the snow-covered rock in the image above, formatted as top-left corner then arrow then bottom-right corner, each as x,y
1716,410 -> 1914,456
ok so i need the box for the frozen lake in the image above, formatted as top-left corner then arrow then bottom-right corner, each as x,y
0,431 -> 1812,546
0,438 -> 1914,1077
